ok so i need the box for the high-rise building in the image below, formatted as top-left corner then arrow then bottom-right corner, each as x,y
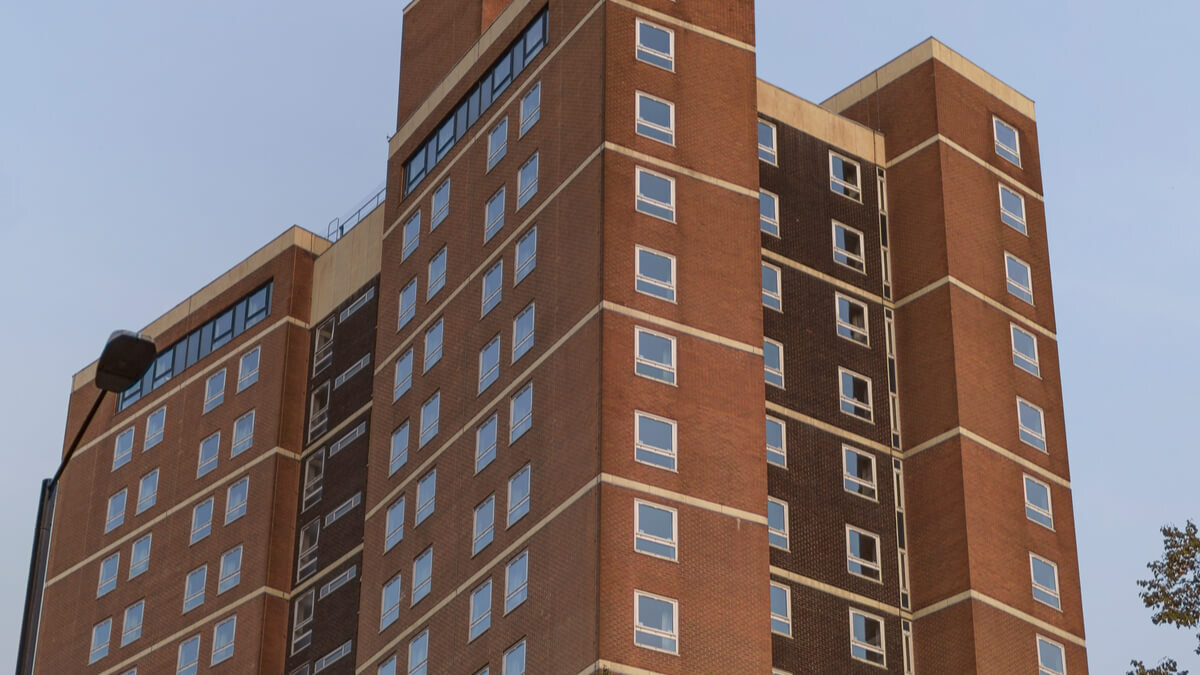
18,1 -> 1086,673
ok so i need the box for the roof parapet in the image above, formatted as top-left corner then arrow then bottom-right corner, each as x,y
757,80 -> 886,165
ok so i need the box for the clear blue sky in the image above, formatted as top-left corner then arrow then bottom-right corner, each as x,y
0,0 -> 1194,671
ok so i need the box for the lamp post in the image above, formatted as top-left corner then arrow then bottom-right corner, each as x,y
16,330 -> 156,675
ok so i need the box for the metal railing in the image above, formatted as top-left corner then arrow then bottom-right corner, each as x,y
327,181 -> 386,242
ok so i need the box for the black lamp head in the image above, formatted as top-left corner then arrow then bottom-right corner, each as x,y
95,330 -> 157,393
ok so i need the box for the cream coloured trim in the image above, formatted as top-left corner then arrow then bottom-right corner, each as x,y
302,401 -> 373,458
770,566 -> 905,619
46,446 -> 299,587
822,38 -> 1035,121
761,249 -> 885,305
902,427 -> 1070,489
757,80 -> 885,164
912,589 -> 1084,647
601,473 -> 765,524
885,133 -> 1044,203
576,661 -> 667,675
310,204 -> 385,322
604,141 -> 759,199
291,544 -> 365,597
884,134 -> 939,169
766,401 -> 893,456
894,276 -> 1056,341
602,301 -> 761,356
609,0 -> 755,52
893,275 -> 949,309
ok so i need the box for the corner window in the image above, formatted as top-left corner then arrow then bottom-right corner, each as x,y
999,184 -> 1027,233
839,368 -> 873,422
505,551 -> 529,613
762,262 -> 782,310
830,152 -> 862,201
634,500 -> 677,561
191,498 -> 213,544
415,469 -> 437,525
515,226 -> 537,283
420,391 -> 440,447
431,179 -> 451,229
1037,635 -> 1067,675
238,347 -> 260,391
402,211 -> 421,261
385,497 -> 406,551
634,411 -> 677,471
764,338 -> 784,388
833,221 -> 866,273
479,335 -> 502,393
476,414 -> 498,473
121,599 -> 144,646
177,634 -> 201,675
507,464 -> 532,526
145,407 -> 166,450
218,545 -> 243,593
635,327 -> 676,384
767,498 -> 789,550
113,428 -> 134,470
636,92 -> 675,145
231,410 -> 255,456
770,583 -> 791,636
469,580 -> 493,640
849,609 -> 886,666
1005,252 -> 1034,304
1030,553 -> 1062,610
488,117 -> 508,170
427,247 -> 447,299
635,19 -> 674,71
510,383 -> 533,441
211,616 -> 236,665
836,294 -> 869,346
394,349 -> 414,400
90,618 -> 112,664
766,416 -> 786,467
847,526 -> 882,581
843,446 -> 878,500
634,591 -> 679,654
381,574 -> 402,629
517,152 -> 539,208
994,116 -> 1021,166
204,370 -> 226,413
390,421 -> 410,475
635,167 -> 675,222
106,489 -> 127,533
485,187 -> 506,242
136,468 -> 159,513
513,303 -> 536,362
473,496 -> 496,555
759,190 -> 779,237
226,477 -> 249,523
636,246 -> 676,302
398,278 -> 418,329
1011,324 -> 1040,376
130,534 -> 152,579
408,629 -> 429,675
1023,474 -> 1054,529
183,565 -> 207,612
424,318 -> 444,372
412,547 -> 433,605
1017,397 -> 1047,451
758,120 -> 777,164
520,82 -> 541,136
482,260 -> 504,316
98,553 -> 119,597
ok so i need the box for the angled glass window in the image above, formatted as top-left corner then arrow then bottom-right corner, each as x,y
766,416 -> 786,467
1018,397 -> 1047,451
833,221 -> 866,272
226,477 -> 249,523
398,277 -> 418,329
634,411 -> 676,471
204,370 -> 226,414
518,153 -> 539,208
112,427 -> 135,470
420,391 -> 440,447
768,498 -> 789,550
476,414 -> 498,473
635,328 -> 676,384
760,190 -> 779,236
482,260 -> 504,316
843,446 -> 878,500
839,368 -> 873,422
510,384 -> 533,441
121,599 -> 144,646
313,320 -> 334,376
394,349 -> 414,401
850,610 -> 886,666
758,120 -> 777,164
183,565 -> 207,612
197,432 -> 220,478
130,534 -> 151,579
1005,252 -> 1034,304
385,497 -> 406,551
635,19 -> 674,71
390,421 -> 410,475
106,489 -> 127,533
191,498 -> 214,544
381,573 -> 402,629
515,226 -> 537,283
503,639 -> 526,675
211,615 -> 236,665
431,179 -> 451,229
764,338 -> 784,388
762,262 -> 782,310
1024,474 -> 1054,529
520,82 -> 541,136
636,246 -> 675,302
219,545 -> 243,593
999,184 -> 1027,233
90,617 -> 112,664
488,117 -> 508,170
177,634 -> 201,675
830,151 -> 862,201
469,580 -> 493,640
412,547 -> 433,605
98,552 -> 119,597
507,464 -> 531,526
634,591 -> 678,654
485,187 -> 506,244
415,469 -> 437,525
513,303 -> 535,362
770,583 -> 791,636
473,496 -> 496,555
145,407 -> 166,450
296,519 -> 319,581
402,211 -> 420,261
634,500 -> 677,561
1030,553 -> 1061,610
836,294 -> 869,346
504,550 -> 529,613
1011,324 -> 1040,376
424,318 -> 443,372
994,116 -> 1021,166
231,410 -> 254,456
136,469 -> 159,514
636,92 -> 674,145
1037,635 -> 1067,675
479,335 -> 502,393
635,168 -> 675,222
427,247 -> 447,299
238,347 -> 260,391
847,526 -> 882,581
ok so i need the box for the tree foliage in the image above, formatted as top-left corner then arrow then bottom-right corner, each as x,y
1129,520 -> 1200,675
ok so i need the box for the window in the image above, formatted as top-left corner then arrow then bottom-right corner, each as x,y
304,452 -> 325,510
219,545 -> 243,593
517,153 -> 539,208
232,410 -> 255,456
313,320 -> 334,375
479,336 -> 501,393
238,347 -> 260,391
135,469 -> 159,514
197,432 -> 220,478
833,221 -> 866,272
486,187 -> 506,242
758,120 -> 777,164
770,583 -> 791,636
390,422 -> 410,475
1018,397 -> 1047,451
1037,635 -> 1067,675
420,392 -> 440,447
634,591 -> 678,654
631,410 -> 678,471
412,548 -> 433,605
839,368 -> 873,422
762,263 -> 782,310
505,551 -> 529,613
423,318 -> 443,372
636,167 -> 675,222
476,415 -> 498,472
764,338 -> 784,388
635,19 -> 673,70
177,635 -> 201,675
630,246 -> 678,304
145,408 -> 166,450
836,294 -> 869,346
416,469 -> 437,525
204,370 -> 226,413
760,190 -> 779,236
130,534 -> 151,578
211,615 -> 236,664
385,497 -> 406,551
292,590 -> 314,653
843,447 -> 878,500
1011,324 -> 1040,376
488,117 -> 508,170
315,641 -> 352,673
767,498 -> 789,550
847,526 -> 882,581
994,116 -> 1021,166
309,383 -> 330,439
226,476 -> 249,523
98,552 -> 119,597
394,349 -> 414,400
1024,475 -> 1054,529
635,92 -> 674,144
849,609 -> 886,666
515,226 -> 537,283
830,152 -> 862,201
634,500 -> 677,561
378,656 -> 397,675
513,303 -> 535,362
473,496 -> 496,555
510,383 -> 533,441
320,565 -> 357,599
398,278 -> 418,329
90,618 -> 112,664
106,489 -> 127,533
408,629 -> 430,675
469,580 -> 492,640
297,519 -> 320,580
507,464 -> 531,526
427,247 -> 447,299
482,260 -> 503,316
1030,554 -> 1062,609
1005,252 -> 1034,304
503,640 -> 526,675
112,427 -> 135,470
431,179 -> 450,229
999,184 -> 1027,233
381,574 -> 402,629
121,600 -> 144,646
766,416 -> 786,467
402,211 -> 420,260
520,82 -> 541,136
184,565 -> 206,612
635,328 -> 676,384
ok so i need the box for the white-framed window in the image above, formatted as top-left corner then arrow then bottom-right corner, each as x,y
427,247 -> 447,299
145,407 -> 166,450
510,383 -> 533,441
999,184 -> 1027,233
634,410 -> 677,471
1017,397 -> 1047,451
402,210 -> 421,261
291,590 -> 314,654
324,491 -> 360,526
423,318 -> 444,372
770,583 -> 791,636
479,335 -> 502,393
635,327 -> 676,385
129,534 -> 152,579
839,368 -> 874,422
121,599 -> 144,646
226,476 -> 249,523
313,319 -> 334,375
394,349 -> 413,401
415,469 -> 437,525
482,260 -> 503,316
635,18 -> 674,71
431,179 -> 451,229
398,277 -> 418,329
469,579 -> 493,641
204,369 -> 226,413
764,338 -> 784,388
1005,252 -> 1034,304
476,414 -> 499,473
830,151 -> 862,201
90,617 -> 112,664
634,500 -> 677,561
378,656 -> 397,675
1037,635 -> 1067,675
847,526 -> 882,581
503,639 -> 526,675
314,640 -> 352,672
762,262 -> 782,310
136,469 -> 158,514
635,91 -> 675,145
381,573 -> 402,629
833,221 -> 866,272
994,116 -> 1021,166
211,615 -> 237,665
849,609 -> 886,666
113,427 -> 134,470
520,82 -> 541,136
843,446 -> 878,500
635,246 -> 676,302
105,489 -> 127,533
766,416 -> 786,467
309,383 -> 330,440
760,190 -> 779,237
412,547 -> 433,605
836,294 -> 870,346
1023,474 -> 1054,529
767,497 -> 789,550
197,432 -> 220,478
218,545 -> 243,593
473,495 -> 496,555
517,152 -> 539,208
320,565 -> 356,599
634,591 -> 678,654
488,117 -> 508,170
183,565 -> 207,612
515,226 -> 537,283
177,634 -> 201,675
385,497 -> 406,551
507,464 -> 531,526
408,629 -> 430,675
238,346 -> 261,391
231,410 -> 255,456
98,552 -> 119,597
635,167 -> 675,222
1011,324 -> 1040,376
505,550 -> 529,613
1030,553 -> 1062,610
758,119 -> 778,164
390,421 -> 410,475
191,498 -> 214,544
513,303 -> 535,362
485,187 -> 506,242
420,391 -> 440,447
